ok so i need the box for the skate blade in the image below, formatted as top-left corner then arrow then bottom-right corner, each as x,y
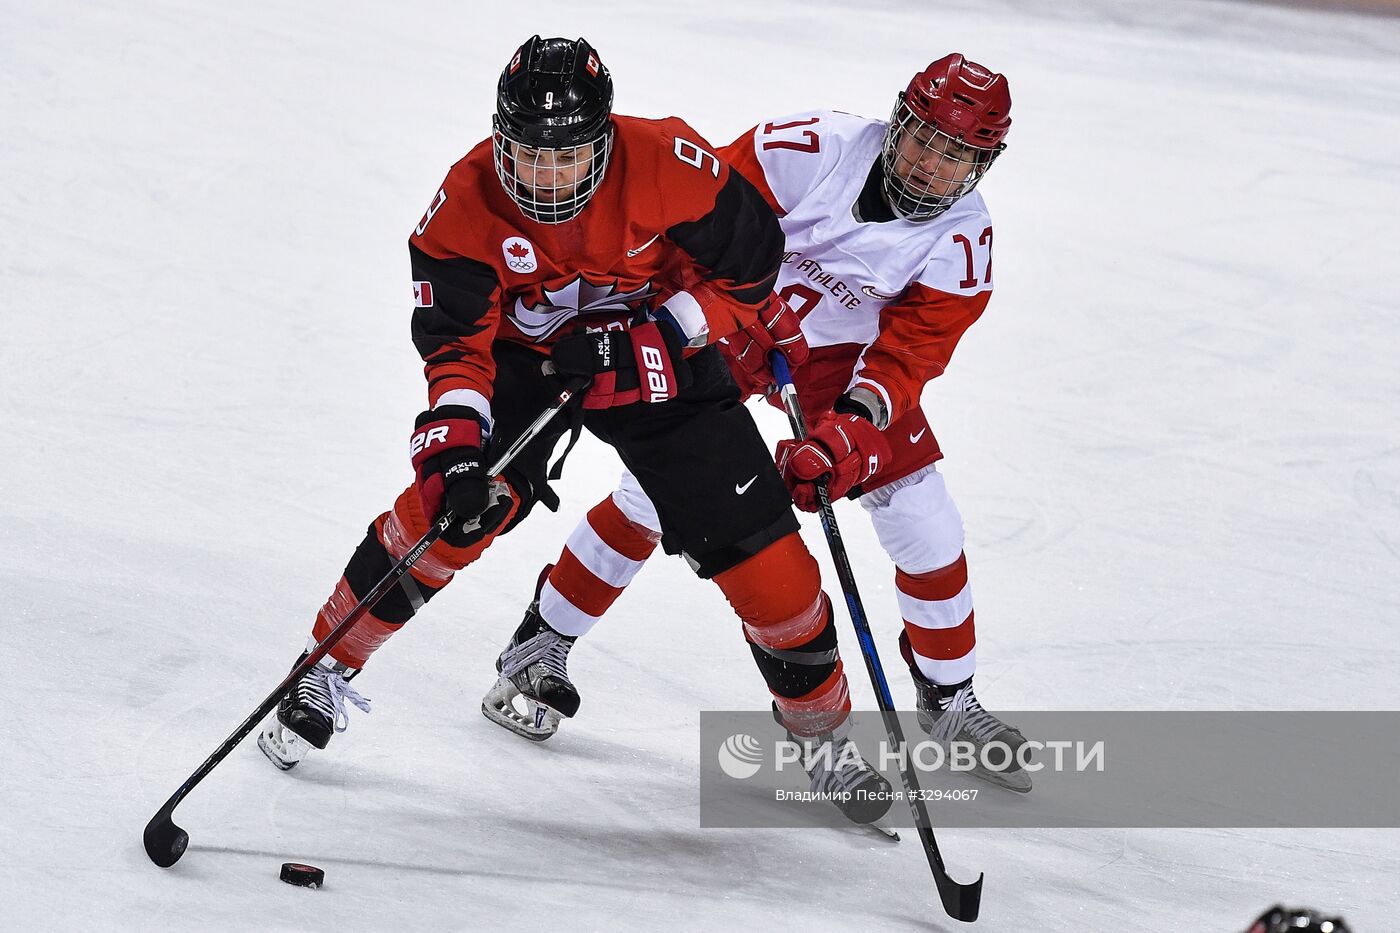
481,677 -> 564,742
829,811 -> 899,842
967,742 -> 1033,793
972,765 -> 1032,794
873,823 -> 900,842
257,720 -> 312,771
862,821 -> 900,842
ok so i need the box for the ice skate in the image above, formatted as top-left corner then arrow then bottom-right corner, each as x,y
775,705 -> 894,826
482,575 -> 580,742
900,630 -> 1030,792
258,651 -> 370,771
905,668 -> 1028,794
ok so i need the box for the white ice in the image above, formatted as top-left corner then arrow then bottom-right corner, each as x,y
2,0 -> 1398,929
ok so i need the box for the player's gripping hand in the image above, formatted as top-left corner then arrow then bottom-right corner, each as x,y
720,295 -> 809,397
409,406 -> 512,546
550,320 -> 691,409
775,410 -> 892,511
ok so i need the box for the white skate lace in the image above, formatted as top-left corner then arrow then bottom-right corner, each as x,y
930,685 -> 1006,745
296,664 -> 372,734
499,629 -> 573,683
806,738 -> 875,795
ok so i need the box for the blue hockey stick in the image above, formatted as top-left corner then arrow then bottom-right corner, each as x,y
770,353 -> 983,923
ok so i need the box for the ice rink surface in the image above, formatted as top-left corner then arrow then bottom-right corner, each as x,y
3,0 -> 1398,929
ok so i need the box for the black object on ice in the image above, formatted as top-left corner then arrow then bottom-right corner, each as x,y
1245,904 -> 1351,932
280,863 -> 325,888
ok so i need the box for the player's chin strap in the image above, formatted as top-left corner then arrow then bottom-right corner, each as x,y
769,352 -> 983,925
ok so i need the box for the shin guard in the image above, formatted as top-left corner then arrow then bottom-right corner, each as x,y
715,533 -> 852,736
310,482 -> 520,668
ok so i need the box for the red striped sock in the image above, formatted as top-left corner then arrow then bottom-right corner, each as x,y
896,553 -> 977,685
538,495 -> 660,636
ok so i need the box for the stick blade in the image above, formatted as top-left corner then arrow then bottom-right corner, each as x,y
935,870 -> 983,923
143,807 -> 189,868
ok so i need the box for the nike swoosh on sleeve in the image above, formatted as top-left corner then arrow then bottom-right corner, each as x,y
627,234 -> 660,257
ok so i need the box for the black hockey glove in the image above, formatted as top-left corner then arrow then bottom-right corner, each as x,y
409,405 -> 513,547
550,320 -> 691,409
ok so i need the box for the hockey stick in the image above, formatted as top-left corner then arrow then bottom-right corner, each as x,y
769,354 -> 983,923
143,374 -> 591,869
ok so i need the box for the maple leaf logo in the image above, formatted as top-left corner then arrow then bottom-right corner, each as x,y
507,277 -> 656,340
501,237 -> 538,272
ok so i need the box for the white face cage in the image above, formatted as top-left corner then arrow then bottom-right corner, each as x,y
492,127 -> 614,225
880,96 -> 1003,221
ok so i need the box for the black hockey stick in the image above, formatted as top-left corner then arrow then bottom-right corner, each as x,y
143,375 -> 591,868
770,355 -> 983,923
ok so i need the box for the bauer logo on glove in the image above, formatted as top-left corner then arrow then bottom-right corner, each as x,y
549,319 -> 691,409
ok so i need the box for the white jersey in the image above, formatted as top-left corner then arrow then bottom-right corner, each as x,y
721,110 -> 996,424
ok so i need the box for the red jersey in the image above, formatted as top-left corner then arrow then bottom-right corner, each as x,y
407,115 -> 784,421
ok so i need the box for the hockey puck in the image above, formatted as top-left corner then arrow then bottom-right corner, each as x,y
279,862 -> 325,888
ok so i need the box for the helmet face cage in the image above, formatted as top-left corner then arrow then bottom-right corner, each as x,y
880,94 -> 1004,221
493,121 -> 613,225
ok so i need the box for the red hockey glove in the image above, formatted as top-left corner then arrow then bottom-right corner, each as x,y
775,411 -> 892,511
719,295 -> 809,397
550,320 -> 691,409
410,406 -> 512,546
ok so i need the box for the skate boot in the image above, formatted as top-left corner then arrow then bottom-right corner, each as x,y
902,633 -> 1031,793
482,566 -> 580,742
774,705 -> 893,825
257,651 -> 371,771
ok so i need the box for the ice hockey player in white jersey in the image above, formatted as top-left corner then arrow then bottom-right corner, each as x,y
484,53 -> 1032,793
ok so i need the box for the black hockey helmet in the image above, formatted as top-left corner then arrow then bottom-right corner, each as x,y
492,36 -> 615,223
495,35 -> 613,147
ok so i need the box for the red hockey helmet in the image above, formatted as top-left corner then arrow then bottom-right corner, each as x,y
881,54 -> 1012,221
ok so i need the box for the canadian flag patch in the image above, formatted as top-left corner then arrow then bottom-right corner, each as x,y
502,237 -> 538,274
413,281 -> 433,307
585,53 -> 600,77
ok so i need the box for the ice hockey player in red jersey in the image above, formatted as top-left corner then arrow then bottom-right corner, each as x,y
485,53 -> 1033,792
256,35 -> 892,824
